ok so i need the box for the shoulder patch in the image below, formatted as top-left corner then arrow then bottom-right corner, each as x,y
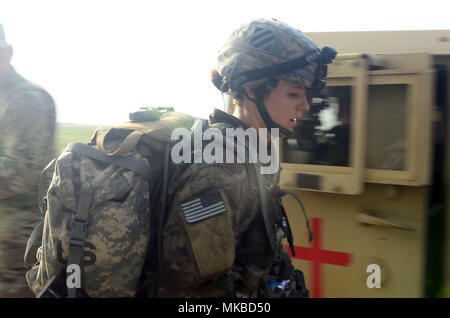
181,190 -> 227,223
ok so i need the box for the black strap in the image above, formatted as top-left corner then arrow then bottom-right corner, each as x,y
37,269 -> 68,298
254,96 -> 293,137
36,269 -> 90,298
65,142 -> 152,181
67,186 -> 94,298
230,49 -> 322,90
281,206 -> 296,256
230,46 -> 337,91
241,88 -> 293,138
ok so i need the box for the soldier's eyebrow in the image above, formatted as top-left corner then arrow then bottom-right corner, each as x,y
289,83 -> 305,89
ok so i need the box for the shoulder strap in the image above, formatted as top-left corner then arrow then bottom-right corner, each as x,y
64,142 -> 152,181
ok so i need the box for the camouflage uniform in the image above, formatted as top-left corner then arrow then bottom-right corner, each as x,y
151,19 -> 329,297
0,67 -> 56,297
155,109 -> 308,297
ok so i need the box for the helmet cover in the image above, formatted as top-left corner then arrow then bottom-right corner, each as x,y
214,18 -> 320,93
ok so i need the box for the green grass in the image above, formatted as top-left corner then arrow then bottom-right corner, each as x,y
55,124 -> 98,154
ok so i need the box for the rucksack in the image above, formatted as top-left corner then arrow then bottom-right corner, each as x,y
25,107 -> 196,297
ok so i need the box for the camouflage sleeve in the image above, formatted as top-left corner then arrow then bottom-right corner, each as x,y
0,90 -> 55,199
159,162 -> 261,297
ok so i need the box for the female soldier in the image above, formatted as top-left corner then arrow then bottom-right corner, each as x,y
157,18 -> 336,297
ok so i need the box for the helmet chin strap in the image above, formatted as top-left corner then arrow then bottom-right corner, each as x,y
243,89 -> 293,138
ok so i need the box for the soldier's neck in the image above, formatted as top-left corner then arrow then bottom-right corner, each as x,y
233,101 -> 272,144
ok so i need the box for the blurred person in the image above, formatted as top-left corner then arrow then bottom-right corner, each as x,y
0,24 -> 56,297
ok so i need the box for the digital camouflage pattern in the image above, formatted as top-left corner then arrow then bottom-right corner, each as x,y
26,149 -> 152,297
26,111 -> 197,297
0,205 -> 40,297
154,109 -> 308,297
214,18 -> 319,93
0,69 -> 56,297
157,163 -> 277,297
0,69 -> 56,201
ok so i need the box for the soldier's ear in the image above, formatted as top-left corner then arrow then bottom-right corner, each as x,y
244,86 -> 256,99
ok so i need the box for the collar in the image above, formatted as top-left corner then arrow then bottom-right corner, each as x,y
208,108 -> 251,130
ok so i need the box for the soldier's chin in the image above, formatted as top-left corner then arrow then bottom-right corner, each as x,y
277,123 -> 294,138
265,121 -> 293,137
285,122 -> 296,132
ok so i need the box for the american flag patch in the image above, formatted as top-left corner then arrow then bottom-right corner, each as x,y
180,191 -> 227,223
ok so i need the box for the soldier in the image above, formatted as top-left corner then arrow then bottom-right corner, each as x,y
0,24 -> 56,297
153,18 -> 336,297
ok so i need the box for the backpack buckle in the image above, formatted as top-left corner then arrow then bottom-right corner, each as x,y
69,217 -> 88,248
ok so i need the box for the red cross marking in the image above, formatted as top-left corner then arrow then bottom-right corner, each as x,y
286,217 -> 352,298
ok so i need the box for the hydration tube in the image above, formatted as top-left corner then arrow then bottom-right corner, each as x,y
278,188 -> 315,243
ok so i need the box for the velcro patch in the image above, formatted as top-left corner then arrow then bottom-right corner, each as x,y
181,191 -> 227,223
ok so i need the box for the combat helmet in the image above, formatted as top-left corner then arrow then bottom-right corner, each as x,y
211,18 -> 336,136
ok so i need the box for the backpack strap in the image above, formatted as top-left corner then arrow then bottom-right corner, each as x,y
67,186 -> 94,298
37,268 -> 90,298
64,142 -> 152,181
96,129 -> 144,156
36,269 -> 68,298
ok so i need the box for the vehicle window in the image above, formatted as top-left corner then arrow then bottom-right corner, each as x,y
366,84 -> 407,170
283,86 -> 352,166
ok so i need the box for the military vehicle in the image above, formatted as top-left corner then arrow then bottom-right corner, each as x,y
280,30 -> 450,297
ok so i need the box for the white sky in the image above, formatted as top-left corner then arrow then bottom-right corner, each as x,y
1,0 -> 450,125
